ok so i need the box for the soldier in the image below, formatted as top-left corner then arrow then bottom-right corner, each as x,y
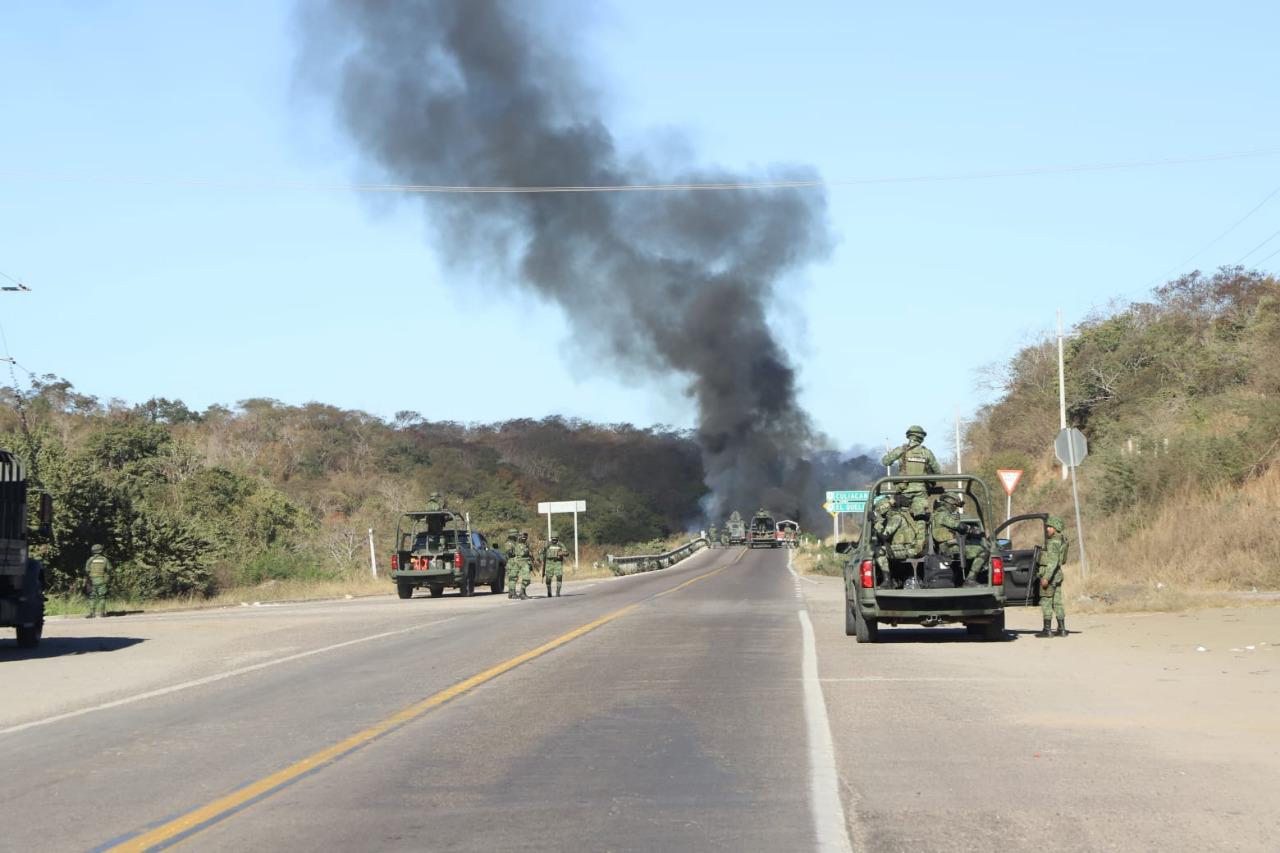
877,497 -> 926,588
84,544 -> 111,618
506,530 -> 533,600
425,491 -> 446,512
931,492 -> 988,586
708,525 -> 718,548
881,425 -> 941,517
871,495 -> 895,585
541,534 -> 569,598
1036,515 -> 1070,638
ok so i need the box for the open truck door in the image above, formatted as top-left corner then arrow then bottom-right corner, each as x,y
992,513 -> 1048,607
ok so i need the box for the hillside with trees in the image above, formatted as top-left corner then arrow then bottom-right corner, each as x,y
0,381 -> 707,599
962,266 -> 1280,600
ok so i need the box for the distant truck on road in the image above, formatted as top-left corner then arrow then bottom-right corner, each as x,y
724,511 -> 747,546
1,450 -> 52,649
842,475 -> 1009,643
775,520 -> 800,548
389,510 -> 506,599
748,509 -> 780,549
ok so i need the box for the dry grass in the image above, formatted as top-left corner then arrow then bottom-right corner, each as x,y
792,539 -> 844,577
1072,468 -> 1280,611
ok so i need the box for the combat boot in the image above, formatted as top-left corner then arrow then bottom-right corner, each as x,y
546,583 -> 552,598
84,612 -> 96,619
1035,619 -> 1053,638
1056,618 -> 1067,638
555,580 -> 562,597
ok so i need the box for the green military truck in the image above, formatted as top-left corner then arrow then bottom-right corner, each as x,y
748,509 -> 779,548
1,450 -> 52,649
724,511 -> 747,546
389,510 -> 506,599
842,474 -> 1009,643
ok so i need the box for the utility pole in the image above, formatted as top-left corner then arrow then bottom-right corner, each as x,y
954,409 -> 963,475
1057,309 -> 1068,480
367,528 -> 378,578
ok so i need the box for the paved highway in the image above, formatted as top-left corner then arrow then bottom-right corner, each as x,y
2,546 -> 1277,852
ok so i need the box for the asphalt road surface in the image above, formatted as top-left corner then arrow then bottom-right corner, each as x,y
2,546 -> 1277,852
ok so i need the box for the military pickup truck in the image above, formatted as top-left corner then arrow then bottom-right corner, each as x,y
748,510 -> 779,548
1,450 -> 52,649
842,474 -> 1011,643
994,512 -> 1052,607
389,510 -> 506,599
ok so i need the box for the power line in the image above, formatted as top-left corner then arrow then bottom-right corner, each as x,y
1144,184 -> 1280,287
1256,243 -> 1280,266
1235,225 -> 1280,264
1,145 -> 1278,194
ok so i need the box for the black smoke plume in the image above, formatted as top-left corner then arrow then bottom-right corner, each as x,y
297,0 -> 871,523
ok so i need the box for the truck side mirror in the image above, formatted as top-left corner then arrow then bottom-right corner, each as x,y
834,540 -> 854,554
38,492 -> 53,537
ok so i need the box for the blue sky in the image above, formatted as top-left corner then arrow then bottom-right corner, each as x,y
2,1 -> 1278,458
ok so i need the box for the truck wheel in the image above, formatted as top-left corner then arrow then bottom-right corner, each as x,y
490,573 -> 503,595
396,582 -> 413,600
16,622 -> 42,649
854,607 -> 878,644
982,612 -> 1006,642
845,600 -> 857,637
428,584 -> 444,598
458,571 -> 474,597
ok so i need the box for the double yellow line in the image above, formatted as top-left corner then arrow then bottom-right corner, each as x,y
107,548 -> 745,851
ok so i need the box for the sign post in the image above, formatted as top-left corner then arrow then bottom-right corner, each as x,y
995,469 -> 1023,524
367,528 -> 378,578
825,491 -> 869,543
1053,427 -> 1090,580
537,500 -> 587,574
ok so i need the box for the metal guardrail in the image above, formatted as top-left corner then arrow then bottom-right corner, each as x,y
606,537 -> 709,576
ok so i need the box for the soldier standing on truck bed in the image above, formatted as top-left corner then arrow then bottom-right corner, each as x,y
507,530 -> 533,600
425,492 -> 446,512
880,425 -> 941,518
1036,515 -> 1070,638
931,492 -> 988,587
542,534 -> 569,598
84,544 -> 111,618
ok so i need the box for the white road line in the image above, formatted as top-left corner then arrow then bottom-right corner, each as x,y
787,548 -> 820,584
0,617 -> 458,737
798,609 -> 855,853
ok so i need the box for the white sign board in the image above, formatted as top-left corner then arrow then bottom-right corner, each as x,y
538,500 -> 586,514
996,469 -> 1024,496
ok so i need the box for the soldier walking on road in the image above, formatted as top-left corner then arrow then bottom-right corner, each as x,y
84,544 -> 111,618
506,531 -> 533,600
932,493 -> 988,586
542,534 -> 569,598
881,425 -> 941,517
708,525 -> 718,548
1036,516 -> 1070,638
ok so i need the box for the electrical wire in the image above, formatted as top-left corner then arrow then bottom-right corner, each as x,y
1235,225 -> 1280,264
1144,184 -> 1280,287
1,145 -> 1278,194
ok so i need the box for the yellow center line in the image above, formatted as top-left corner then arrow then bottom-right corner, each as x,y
106,547 -> 746,852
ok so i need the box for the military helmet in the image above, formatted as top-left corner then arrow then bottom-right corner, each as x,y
429,491 -> 442,499
507,528 -> 518,538
873,495 -> 891,507
1047,515 -> 1065,531
90,543 -> 104,554
906,424 -> 926,438
938,492 -> 963,506
550,535 -> 559,543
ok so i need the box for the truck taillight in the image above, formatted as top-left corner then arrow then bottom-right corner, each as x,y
454,550 -> 463,569
860,560 -> 874,589
390,554 -> 399,571
990,557 -> 1004,586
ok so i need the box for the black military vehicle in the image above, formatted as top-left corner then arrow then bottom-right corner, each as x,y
842,475 -> 1012,643
389,510 -> 506,599
993,512 -> 1052,607
1,450 -> 52,648
748,510 -> 779,548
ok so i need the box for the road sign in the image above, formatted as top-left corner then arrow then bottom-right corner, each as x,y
826,490 -> 869,503
996,469 -> 1024,496
1054,428 -> 1088,467
538,500 -> 586,574
829,500 -> 865,513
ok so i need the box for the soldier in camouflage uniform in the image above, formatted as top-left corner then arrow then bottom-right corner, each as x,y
931,492 -> 988,586
708,525 -> 718,548
84,544 -> 112,618
541,534 -> 569,598
876,497 -> 926,588
880,425 -> 941,517
870,495 -> 895,586
1036,515 -> 1070,638
506,530 -> 533,600
425,491 -> 446,512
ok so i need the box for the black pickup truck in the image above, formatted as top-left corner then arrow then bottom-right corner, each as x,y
389,511 -> 506,599
993,512 -> 1052,608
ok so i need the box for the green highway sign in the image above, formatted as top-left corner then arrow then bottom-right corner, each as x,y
826,490 -> 869,503
829,500 -> 866,513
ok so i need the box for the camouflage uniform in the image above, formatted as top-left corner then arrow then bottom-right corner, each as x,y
880,425 -> 941,517
708,525 -> 718,548
425,492 -> 446,512
932,494 -> 987,585
542,537 -> 569,597
506,531 -> 533,600
876,502 -> 926,587
84,544 -> 111,618
1036,515 -> 1070,638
